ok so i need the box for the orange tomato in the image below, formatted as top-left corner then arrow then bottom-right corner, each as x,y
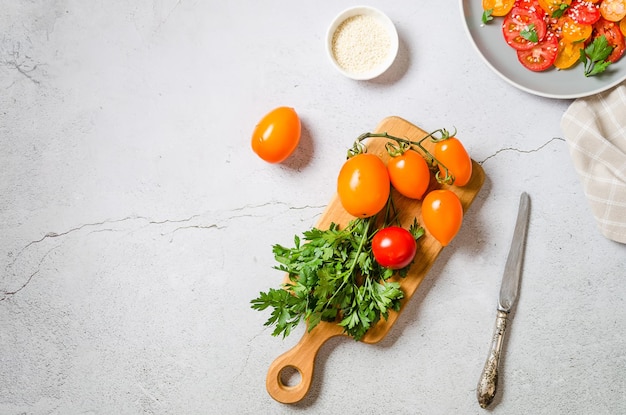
482,0 -> 516,16
620,17 -> 626,35
600,0 -> 626,21
538,0 -> 572,14
337,153 -> 390,218
434,137 -> 473,187
560,16 -> 592,42
387,149 -> 431,200
251,107 -> 301,163
421,190 -> 464,246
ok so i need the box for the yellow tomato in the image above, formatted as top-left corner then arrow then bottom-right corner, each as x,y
600,0 -> 626,22
482,0 -> 516,16
554,39 -> 585,69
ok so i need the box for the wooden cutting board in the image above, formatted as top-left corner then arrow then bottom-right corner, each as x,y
265,116 -> 485,403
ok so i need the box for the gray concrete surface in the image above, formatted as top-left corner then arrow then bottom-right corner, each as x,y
1,1 -> 625,414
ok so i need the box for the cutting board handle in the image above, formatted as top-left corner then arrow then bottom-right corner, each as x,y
266,323 -> 344,404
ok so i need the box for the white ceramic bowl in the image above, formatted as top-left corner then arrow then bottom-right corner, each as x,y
326,6 -> 399,80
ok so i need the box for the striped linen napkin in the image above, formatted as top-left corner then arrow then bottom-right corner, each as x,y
561,84 -> 626,244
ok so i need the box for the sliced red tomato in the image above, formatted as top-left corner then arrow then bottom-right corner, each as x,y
593,17 -> 626,62
517,32 -> 559,70
515,0 -> 546,17
503,7 -> 548,50
567,0 -> 602,25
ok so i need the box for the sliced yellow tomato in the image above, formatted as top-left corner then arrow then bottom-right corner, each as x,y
621,17 -> 626,35
482,0 -> 516,16
538,0 -> 572,14
554,39 -> 584,69
600,0 -> 626,22
560,16 -> 593,42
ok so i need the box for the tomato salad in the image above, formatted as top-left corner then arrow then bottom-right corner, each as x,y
482,0 -> 626,74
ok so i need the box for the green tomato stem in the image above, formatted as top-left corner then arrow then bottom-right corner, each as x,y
355,130 -> 456,185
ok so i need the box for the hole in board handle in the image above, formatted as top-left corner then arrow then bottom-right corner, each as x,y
279,365 -> 302,388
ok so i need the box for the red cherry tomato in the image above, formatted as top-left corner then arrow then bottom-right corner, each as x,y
387,149 -> 431,200
337,153 -> 390,218
434,137 -> 473,187
502,7 -> 548,51
371,226 -> 417,270
251,107 -> 301,163
514,0 -> 545,17
517,32 -> 559,71
421,190 -> 464,246
568,0 -> 601,25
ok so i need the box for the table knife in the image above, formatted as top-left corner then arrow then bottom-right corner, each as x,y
476,192 -> 531,409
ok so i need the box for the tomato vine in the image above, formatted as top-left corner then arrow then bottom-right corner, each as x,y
350,127 -> 459,185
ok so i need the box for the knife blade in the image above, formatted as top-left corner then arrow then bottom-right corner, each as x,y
476,192 -> 530,409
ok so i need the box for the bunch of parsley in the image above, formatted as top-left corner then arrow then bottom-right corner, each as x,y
251,217 -> 422,341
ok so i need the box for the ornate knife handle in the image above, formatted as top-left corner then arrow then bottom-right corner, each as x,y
477,309 -> 509,408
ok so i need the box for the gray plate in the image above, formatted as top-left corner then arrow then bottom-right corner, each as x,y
460,0 -> 626,99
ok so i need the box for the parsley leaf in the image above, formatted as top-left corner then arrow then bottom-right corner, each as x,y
580,35 -> 614,77
552,4 -> 569,18
251,217 -> 425,341
482,9 -> 494,24
520,24 -> 538,43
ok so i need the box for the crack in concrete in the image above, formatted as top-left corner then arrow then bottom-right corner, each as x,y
2,215 -> 192,301
478,137 -> 565,165
167,224 -> 221,235
2,43 -> 41,85
232,328 -> 268,386
9,217 -> 137,269
1,245 -> 61,301
2,203 -> 322,301
153,0 -> 183,32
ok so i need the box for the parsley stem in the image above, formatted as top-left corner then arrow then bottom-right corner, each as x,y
322,217 -> 372,310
